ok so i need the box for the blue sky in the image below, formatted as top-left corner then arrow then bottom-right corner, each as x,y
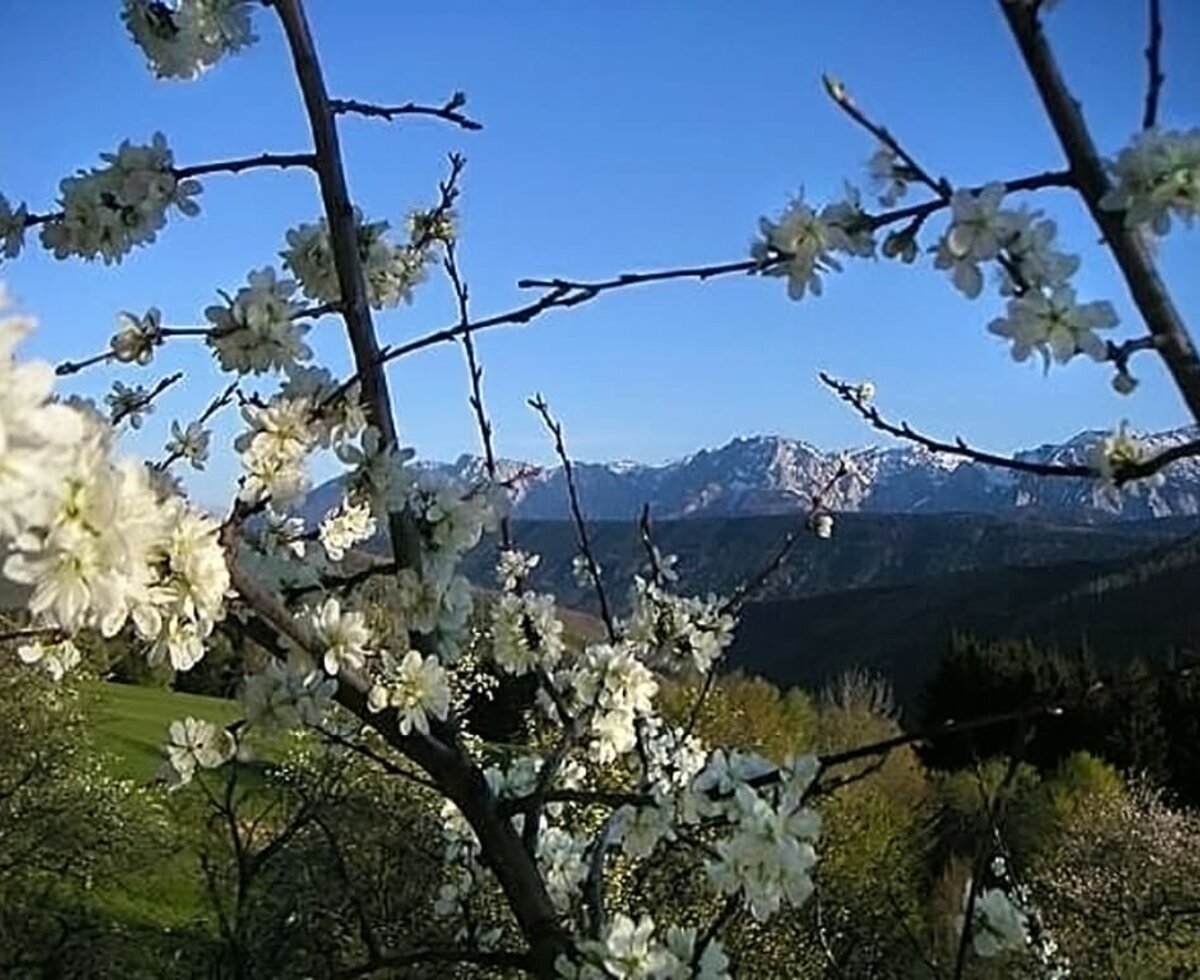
2,0 -> 1198,508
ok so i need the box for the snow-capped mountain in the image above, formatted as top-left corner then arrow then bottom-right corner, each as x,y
305,427 -> 1200,524
435,428 -> 1200,522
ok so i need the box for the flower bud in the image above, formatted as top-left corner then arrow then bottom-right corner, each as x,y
1112,370 -> 1138,395
812,513 -> 834,539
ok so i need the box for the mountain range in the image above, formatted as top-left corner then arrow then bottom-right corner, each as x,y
323,426 -> 1200,524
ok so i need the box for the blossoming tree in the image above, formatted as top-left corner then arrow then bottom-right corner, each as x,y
0,0 -> 1197,976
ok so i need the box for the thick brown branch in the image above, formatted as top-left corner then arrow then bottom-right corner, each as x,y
1000,1 -> 1200,424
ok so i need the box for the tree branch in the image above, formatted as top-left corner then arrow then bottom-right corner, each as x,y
527,394 -> 617,641
1000,0 -> 1200,424
1142,0 -> 1165,131
820,371 -> 1200,483
330,92 -> 482,131
173,151 -> 316,180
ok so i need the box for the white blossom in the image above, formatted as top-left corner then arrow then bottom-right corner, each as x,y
491,590 -> 565,675
122,0 -> 257,80
307,597 -> 373,676
242,657 -> 336,730
233,394 -> 315,506
17,637 -> 82,682
206,267 -> 311,375
318,497 -> 377,561
111,307 -> 162,364
163,716 -> 234,785
1101,127 -> 1200,235
165,419 -> 211,469
867,144 -> 909,207
496,548 -> 540,592
366,649 -> 451,736
987,285 -> 1117,366
0,194 -> 27,260
933,182 -> 1007,298
40,133 -> 201,264
281,213 -> 433,310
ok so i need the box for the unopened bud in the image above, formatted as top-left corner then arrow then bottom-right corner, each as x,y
812,513 -> 834,539
1112,371 -> 1138,395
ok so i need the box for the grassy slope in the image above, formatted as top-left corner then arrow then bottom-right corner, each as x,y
85,682 -> 242,931
88,680 -> 241,782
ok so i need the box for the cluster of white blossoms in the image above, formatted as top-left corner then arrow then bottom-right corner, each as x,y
751,185 -> 874,299
496,547 -> 541,591
1101,127 -> 1200,236
233,394 -> 316,506
491,589 -> 565,675
1088,420 -> 1164,496
242,656 -> 337,730
366,648 -> 452,735
318,496 -> 377,561
122,0 -> 257,81
0,304 -> 229,673
206,267 -> 313,375
684,752 -> 821,922
39,133 -> 201,264
558,916 -> 730,980
625,576 -> 735,675
923,182 -> 1118,368
161,716 -> 235,786
565,642 -> 660,764
281,209 -> 447,310
16,636 -> 82,682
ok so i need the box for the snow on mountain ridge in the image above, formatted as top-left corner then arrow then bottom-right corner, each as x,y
364,428 -> 1200,523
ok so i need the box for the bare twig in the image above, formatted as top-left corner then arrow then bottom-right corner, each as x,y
1142,0 -> 1165,130
110,371 -> 184,426
1000,1 -> 1200,424
55,350 -> 113,377
820,371 -> 1200,483
445,231 -> 515,552
174,151 -> 316,180
330,92 -> 482,132
822,74 -> 948,197
527,394 -> 617,642
153,380 -> 239,471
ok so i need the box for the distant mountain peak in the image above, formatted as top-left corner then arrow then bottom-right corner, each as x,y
306,427 -> 1200,524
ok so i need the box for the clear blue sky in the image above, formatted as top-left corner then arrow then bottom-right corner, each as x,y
2,0 -> 1198,508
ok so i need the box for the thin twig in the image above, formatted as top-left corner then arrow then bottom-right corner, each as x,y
173,151 -> 316,180
110,371 -> 184,426
445,225 -> 515,552
153,380 -> 239,471
820,371 -> 1200,483
330,92 -> 482,131
1142,0 -> 1165,130
1000,1 -> 1200,424
822,74 -> 949,197
527,394 -> 617,642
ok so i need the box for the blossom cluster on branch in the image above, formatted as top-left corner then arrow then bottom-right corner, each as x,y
0,0 -> 1194,974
